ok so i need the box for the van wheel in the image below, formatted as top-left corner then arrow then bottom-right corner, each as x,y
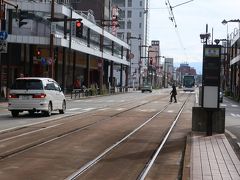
43,102 -> 52,116
11,110 -> 19,117
59,100 -> 66,114
28,110 -> 35,116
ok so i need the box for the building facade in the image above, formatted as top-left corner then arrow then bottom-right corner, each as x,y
227,26 -> 240,101
112,0 -> 148,88
0,0 -> 130,99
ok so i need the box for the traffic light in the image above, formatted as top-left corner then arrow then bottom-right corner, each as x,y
75,20 -> 83,38
18,10 -> 28,28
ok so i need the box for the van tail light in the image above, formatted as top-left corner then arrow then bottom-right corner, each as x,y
9,94 -> 18,98
32,93 -> 46,99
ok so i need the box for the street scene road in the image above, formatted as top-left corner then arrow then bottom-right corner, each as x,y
0,89 -> 239,179
0,1 -> 240,179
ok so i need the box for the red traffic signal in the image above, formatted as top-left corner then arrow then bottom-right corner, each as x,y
76,20 -> 82,28
75,20 -> 83,38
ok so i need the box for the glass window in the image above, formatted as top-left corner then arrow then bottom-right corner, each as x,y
118,21 -> 125,29
128,0 -> 132,7
139,23 -> 142,28
12,79 -> 43,90
140,1 -> 142,6
117,32 -> 124,40
127,21 -> 131,29
45,83 -> 56,91
119,10 -> 125,18
127,11 -> 132,18
139,12 -> 142,17
112,0 -> 125,7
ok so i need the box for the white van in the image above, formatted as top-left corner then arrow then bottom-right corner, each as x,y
8,77 -> 66,117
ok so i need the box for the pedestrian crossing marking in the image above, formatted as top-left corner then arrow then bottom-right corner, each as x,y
231,104 -> 239,107
230,113 -> 240,117
116,108 -> 126,111
68,108 -> 82,111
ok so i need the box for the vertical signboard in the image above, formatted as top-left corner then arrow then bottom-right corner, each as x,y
202,45 -> 221,108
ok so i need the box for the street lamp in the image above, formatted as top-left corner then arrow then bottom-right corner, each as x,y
214,38 -> 228,92
139,44 -> 148,88
127,36 -> 141,90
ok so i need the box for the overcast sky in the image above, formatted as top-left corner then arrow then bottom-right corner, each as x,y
149,0 -> 240,73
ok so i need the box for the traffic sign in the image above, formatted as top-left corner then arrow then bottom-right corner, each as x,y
0,40 -> 7,53
0,31 -> 8,40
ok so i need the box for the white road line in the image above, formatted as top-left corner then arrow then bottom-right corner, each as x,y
220,104 -> 227,107
98,108 -> 110,111
236,114 -> 240,117
83,108 -> 95,111
225,130 -> 237,139
231,113 -> 236,117
167,110 -> 174,113
195,93 -> 198,104
231,104 -> 239,107
68,108 -> 82,111
238,143 -> 240,148
116,108 -> 126,111
138,109 -> 156,112
0,123 -> 63,143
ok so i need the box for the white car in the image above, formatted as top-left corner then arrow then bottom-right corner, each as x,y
8,77 -> 66,117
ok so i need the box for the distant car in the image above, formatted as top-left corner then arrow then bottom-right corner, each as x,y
141,84 -> 152,93
219,91 -> 223,103
8,77 -> 66,117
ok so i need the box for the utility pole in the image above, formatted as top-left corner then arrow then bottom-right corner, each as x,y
49,0 -> 54,78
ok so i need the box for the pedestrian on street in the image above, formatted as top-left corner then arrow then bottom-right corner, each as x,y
170,84 -> 177,103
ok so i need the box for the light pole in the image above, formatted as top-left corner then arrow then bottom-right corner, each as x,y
127,36 -> 141,90
139,45 -> 148,87
214,38 -> 228,92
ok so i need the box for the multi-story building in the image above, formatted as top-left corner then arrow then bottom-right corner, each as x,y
0,0 -> 130,99
163,58 -> 174,88
227,26 -> 240,100
148,40 -> 163,88
112,0 -> 148,88
175,63 -> 197,86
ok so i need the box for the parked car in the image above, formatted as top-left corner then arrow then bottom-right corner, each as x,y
8,77 -> 66,117
141,84 -> 152,93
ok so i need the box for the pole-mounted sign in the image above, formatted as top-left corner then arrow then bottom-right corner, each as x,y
202,44 -> 221,108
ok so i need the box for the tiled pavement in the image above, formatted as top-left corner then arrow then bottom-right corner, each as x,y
191,133 -> 240,180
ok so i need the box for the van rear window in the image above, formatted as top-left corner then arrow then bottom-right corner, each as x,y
12,79 -> 43,90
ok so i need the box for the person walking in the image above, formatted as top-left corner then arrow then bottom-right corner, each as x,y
170,84 -> 177,103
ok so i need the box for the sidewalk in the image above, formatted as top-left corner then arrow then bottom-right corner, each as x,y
184,132 -> 240,180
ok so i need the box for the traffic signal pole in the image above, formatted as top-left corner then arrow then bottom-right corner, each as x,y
49,0 -> 54,78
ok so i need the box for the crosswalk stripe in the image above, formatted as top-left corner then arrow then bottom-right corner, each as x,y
230,113 -> 236,117
68,108 -> 82,111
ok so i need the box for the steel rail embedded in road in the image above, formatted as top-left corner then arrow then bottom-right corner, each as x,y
66,104 -> 170,180
66,93 -> 189,180
0,95 -> 173,160
137,95 -> 190,180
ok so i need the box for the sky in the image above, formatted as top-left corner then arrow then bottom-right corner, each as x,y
149,0 -> 240,74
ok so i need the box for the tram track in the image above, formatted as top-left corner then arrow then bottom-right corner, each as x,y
0,92 -> 193,179
66,93 -> 191,180
0,93 -> 185,160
